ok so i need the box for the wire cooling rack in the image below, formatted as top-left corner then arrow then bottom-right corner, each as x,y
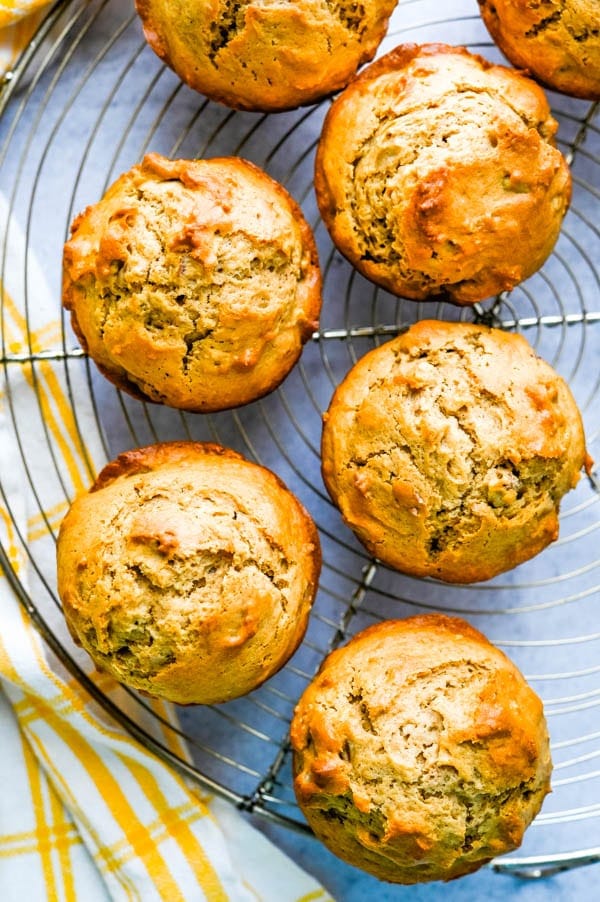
1,0 -> 599,880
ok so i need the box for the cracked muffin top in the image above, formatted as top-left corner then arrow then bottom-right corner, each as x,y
478,0 -> 600,101
57,441 -> 321,705
135,0 -> 398,111
314,43 -> 571,305
62,153 -> 321,412
291,614 -> 552,883
321,319 -> 591,583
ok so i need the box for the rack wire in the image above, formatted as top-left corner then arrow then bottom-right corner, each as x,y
0,0 -> 598,880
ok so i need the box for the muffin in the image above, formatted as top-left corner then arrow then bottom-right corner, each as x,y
291,614 -> 553,883
56,441 -> 321,705
62,153 -> 321,412
314,43 -> 572,305
134,0 -> 398,112
321,320 -> 591,583
478,0 -> 600,101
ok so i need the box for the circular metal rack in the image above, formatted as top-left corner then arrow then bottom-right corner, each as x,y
1,0 -> 599,881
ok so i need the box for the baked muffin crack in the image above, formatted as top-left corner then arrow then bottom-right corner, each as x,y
326,1 -> 368,35
209,0 -> 248,60
524,6 -> 564,39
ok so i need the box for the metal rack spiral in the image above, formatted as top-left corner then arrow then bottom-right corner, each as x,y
0,0 -> 599,880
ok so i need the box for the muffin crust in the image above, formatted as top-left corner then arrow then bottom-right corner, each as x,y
63,153 -> 321,411
478,0 -> 600,101
315,43 -> 571,305
135,0 -> 398,111
321,320 -> 591,583
57,441 -> 321,705
291,614 -> 553,883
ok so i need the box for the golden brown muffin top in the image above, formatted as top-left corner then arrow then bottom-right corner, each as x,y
63,153 -> 321,412
57,441 -> 321,705
291,614 -> 552,883
321,320 -> 591,583
478,0 -> 600,101
135,0 -> 398,111
315,43 -> 571,305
